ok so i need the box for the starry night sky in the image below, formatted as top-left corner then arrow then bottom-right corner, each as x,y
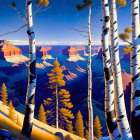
0,0 -> 132,45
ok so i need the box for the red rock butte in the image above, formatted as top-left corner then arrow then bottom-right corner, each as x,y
62,46 -> 78,56
0,40 -> 21,59
37,46 -> 52,57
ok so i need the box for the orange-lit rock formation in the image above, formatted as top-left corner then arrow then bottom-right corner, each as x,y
0,40 -> 22,59
37,46 -> 53,59
62,46 -> 78,56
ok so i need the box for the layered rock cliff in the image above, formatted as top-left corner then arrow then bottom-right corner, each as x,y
36,46 -> 54,59
61,65 -> 77,81
0,40 -> 28,64
62,46 -> 85,62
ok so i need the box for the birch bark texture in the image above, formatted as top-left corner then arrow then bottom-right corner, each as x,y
110,1 -> 132,140
22,0 -> 36,137
87,6 -> 94,140
131,0 -> 140,139
101,0 -> 121,139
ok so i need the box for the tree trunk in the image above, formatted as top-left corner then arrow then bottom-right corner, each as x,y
56,84 -> 58,129
110,1 -> 132,139
131,0 -> 140,139
101,0 -> 121,139
87,6 -> 94,140
22,0 -> 36,137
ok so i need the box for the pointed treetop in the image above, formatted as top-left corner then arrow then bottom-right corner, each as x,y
54,58 -> 60,67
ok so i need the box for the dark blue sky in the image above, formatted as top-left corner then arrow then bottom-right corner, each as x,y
0,0 -> 132,45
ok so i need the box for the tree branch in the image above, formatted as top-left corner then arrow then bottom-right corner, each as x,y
0,24 -> 27,37
69,27 -> 88,40
32,6 -> 52,17
6,1 -> 26,20
125,40 -> 133,45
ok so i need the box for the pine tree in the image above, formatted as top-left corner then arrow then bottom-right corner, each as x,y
75,110 -> 85,138
67,121 -> 74,134
85,129 -> 89,140
44,89 -> 74,129
17,115 -> 22,127
38,104 -> 46,124
0,83 -> 8,105
8,100 -> 16,123
46,58 -> 67,129
93,116 -> 102,139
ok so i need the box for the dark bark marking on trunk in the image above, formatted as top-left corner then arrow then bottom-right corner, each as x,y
30,60 -> 36,75
135,6 -> 138,9
104,16 -> 110,22
113,21 -> 117,24
105,4 -> 109,7
105,48 -> 108,52
27,1 -> 32,5
132,90 -> 140,99
28,94 -> 35,104
119,93 -> 123,98
132,72 -> 140,82
131,110 -> 140,140
119,115 -> 124,119
106,110 -> 118,133
133,13 -> 138,16
106,59 -> 111,64
104,67 -> 112,81
22,105 -> 33,137
132,55 -> 137,59
116,62 -> 120,66
115,48 -> 119,52
103,28 -> 109,35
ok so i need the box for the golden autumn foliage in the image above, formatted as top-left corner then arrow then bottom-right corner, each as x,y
120,0 -> 126,6
42,0 -> 49,7
36,0 -> 43,4
38,104 -> 46,124
125,27 -> 132,33
47,58 -> 65,89
45,59 -> 74,129
123,45 -> 131,54
117,0 -> 122,4
85,129 -> 89,140
17,115 -> 22,127
94,116 -> 102,139
67,122 -> 74,134
8,100 -> 17,123
117,0 -> 126,6
123,33 -> 130,39
75,110 -> 85,138
0,83 -> 8,105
